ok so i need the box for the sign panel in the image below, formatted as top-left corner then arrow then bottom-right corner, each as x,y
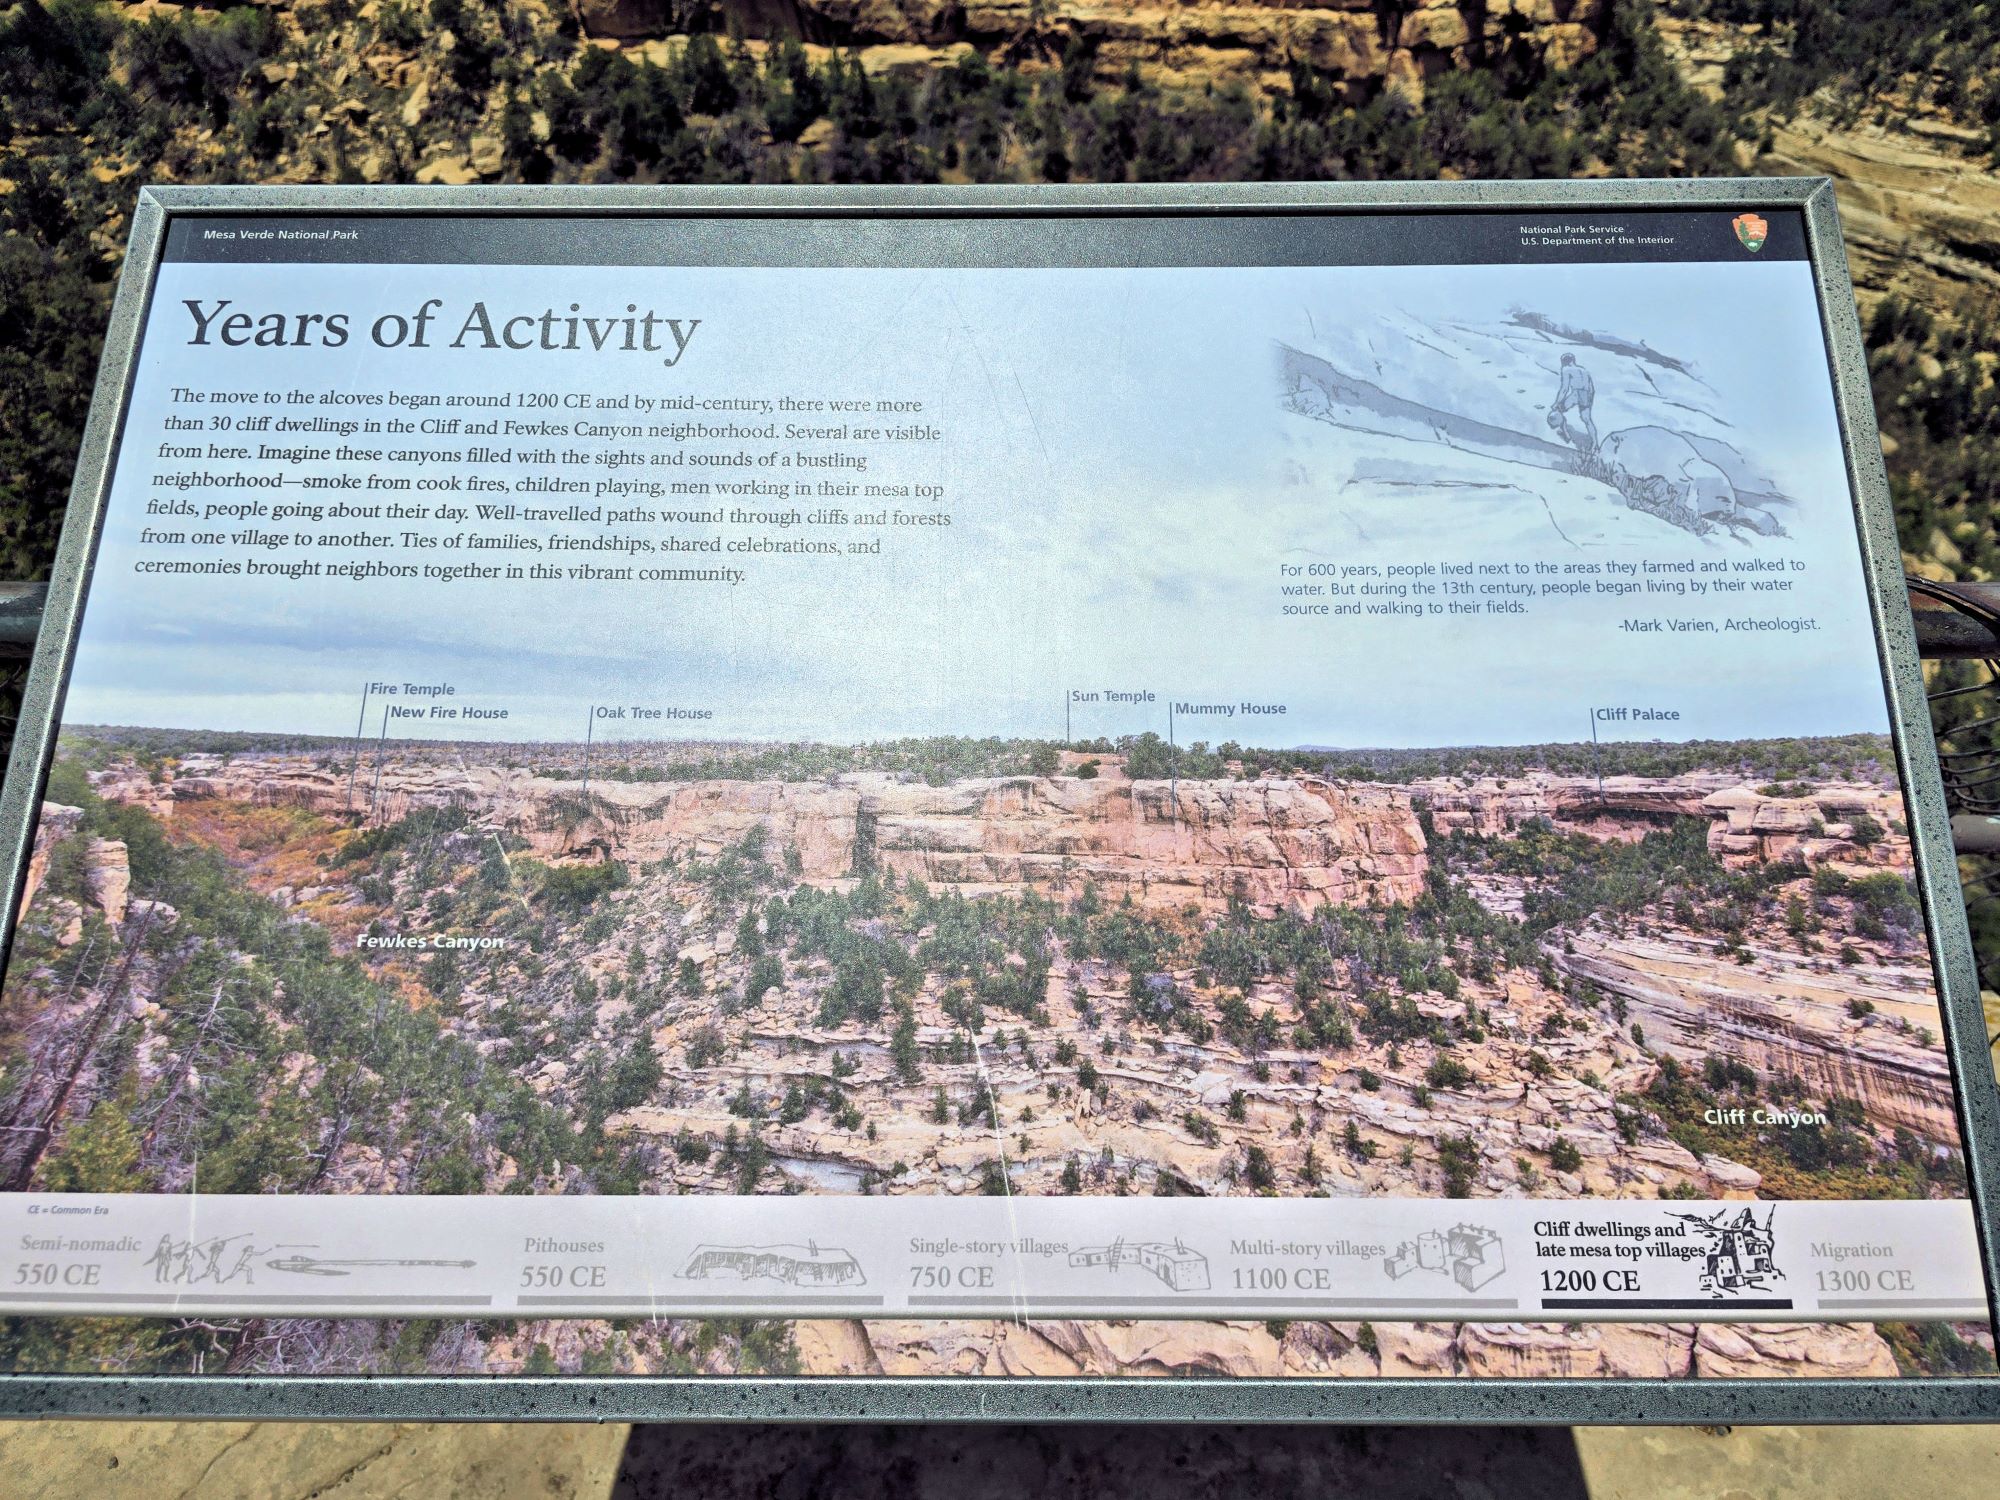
0,183 -> 1994,1419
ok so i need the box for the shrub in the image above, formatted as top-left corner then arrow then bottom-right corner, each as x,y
1703,1054 -> 1757,1092
683,1025 -> 725,1069
538,859 -> 627,913
1438,1135 -> 1480,1198
1244,1145 -> 1276,1190
1424,1055 -> 1473,1090
743,954 -> 784,1009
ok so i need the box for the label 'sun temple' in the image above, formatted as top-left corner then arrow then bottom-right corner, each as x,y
0,195 -> 1994,1394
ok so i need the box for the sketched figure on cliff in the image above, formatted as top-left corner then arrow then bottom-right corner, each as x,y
1277,305 -> 1796,541
1548,352 -> 1598,454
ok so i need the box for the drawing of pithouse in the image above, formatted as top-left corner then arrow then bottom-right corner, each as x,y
678,1241 -> 866,1287
1067,1238 -> 1211,1293
1277,307 -> 1797,548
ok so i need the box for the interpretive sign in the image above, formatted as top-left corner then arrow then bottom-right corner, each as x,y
0,182 -> 1995,1422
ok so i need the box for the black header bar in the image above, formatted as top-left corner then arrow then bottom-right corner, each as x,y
162,209 -> 1808,270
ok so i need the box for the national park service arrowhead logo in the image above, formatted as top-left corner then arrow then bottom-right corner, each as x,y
1732,213 -> 1769,253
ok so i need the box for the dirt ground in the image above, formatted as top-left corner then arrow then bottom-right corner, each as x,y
0,1420 -> 1997,1498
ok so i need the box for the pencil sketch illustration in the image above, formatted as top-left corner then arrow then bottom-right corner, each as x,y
1383,1223 -> 1507,1293
1669,1205 -> 1786,1298
144,1234 -> 481,1284
1067,1238 -> 1211,1293
262,1253 -> 479,1278
145,1233 -> 268,1286
1278,307 -> 1795,547
678,1242 -> 866,1287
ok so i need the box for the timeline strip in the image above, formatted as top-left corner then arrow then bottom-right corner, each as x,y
2,1195 -> 1986,1324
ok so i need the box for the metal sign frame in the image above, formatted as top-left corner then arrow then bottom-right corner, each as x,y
0,178 -> 1994,1423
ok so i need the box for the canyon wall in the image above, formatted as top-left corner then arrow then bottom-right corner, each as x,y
585,0 -> 1604,94
100,757 -> 1918,917
1655,6 -> 2000,315
780,1312 -> 1900,1379
1416,772 -> 1916,872
141,757 -> 1432,914
1420,772 -> 1945,1139
1561,925 -> 1953,1139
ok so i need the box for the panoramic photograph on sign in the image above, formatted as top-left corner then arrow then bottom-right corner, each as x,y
0,195 -> 1991,1403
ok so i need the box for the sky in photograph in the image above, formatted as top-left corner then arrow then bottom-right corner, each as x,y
59,253 -> 1891,751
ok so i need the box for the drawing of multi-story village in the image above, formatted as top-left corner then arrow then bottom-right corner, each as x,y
1384,1223 -> 1506,1293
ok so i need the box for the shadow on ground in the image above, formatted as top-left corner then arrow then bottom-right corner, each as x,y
612,1423 -> 1590,1500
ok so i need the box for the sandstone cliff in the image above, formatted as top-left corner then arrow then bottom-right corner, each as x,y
587,0 -> 1603,94
148,754 -> 1431,914
15,802 -> 132,943
780,1311 -> 1901,1378
1561,922 -> 1953,1139
1420,770 -> 1945,1140
1416,771 -> 1915,872
1655,4 -> 2000,314
16,802 -> 82,917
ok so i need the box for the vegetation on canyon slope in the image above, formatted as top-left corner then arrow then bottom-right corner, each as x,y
1684,0 -> 2000,155
60,722 -> 1904,788
4,1 -> 1997,884
0,0 -> 1903,581
0,731 -> 1970,1370
1,0 -> 1995,583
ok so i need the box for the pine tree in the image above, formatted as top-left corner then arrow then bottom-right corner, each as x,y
891,1005 -> 921,1084
39,1084 -> 148,1192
